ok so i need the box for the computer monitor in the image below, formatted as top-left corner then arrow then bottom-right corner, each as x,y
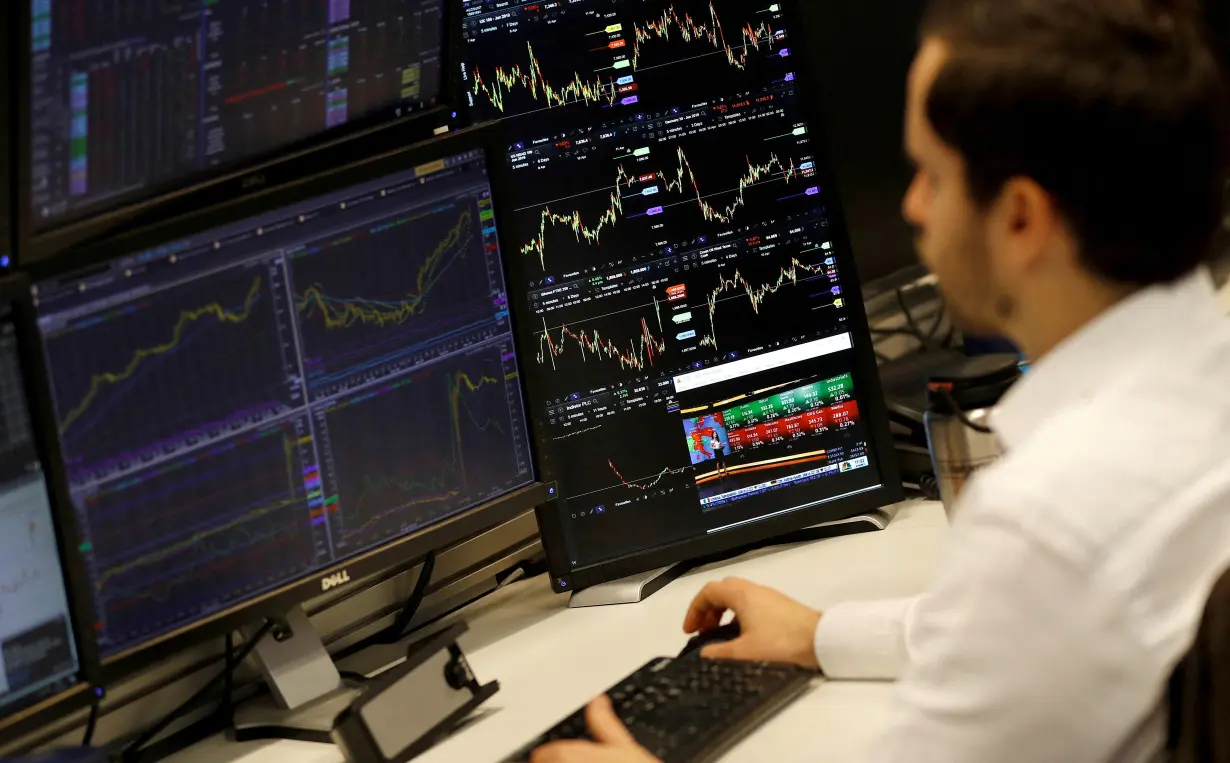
466,0 -> 902,595
22,0 -> 450,245
0,275 -> 94,743
27,127 -> 545,677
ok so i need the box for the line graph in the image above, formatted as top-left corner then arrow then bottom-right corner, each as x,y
520,147 -> 801,268
43,267 -> 296,477
700,257 -> 829,350
295,207 -> 476,330
467,1 -> 780,118
58,276 -> 263,434
83,421 -> 319,654
552,424 -> 603,441
325,344 -> 530,553
536,315 -> 667,372
291,201 -> 498,395
607,459 -> 690,492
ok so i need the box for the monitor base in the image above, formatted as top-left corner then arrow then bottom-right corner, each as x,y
567,506 -> 900,608
232,686 -> 361,744
568,564 -> 688,608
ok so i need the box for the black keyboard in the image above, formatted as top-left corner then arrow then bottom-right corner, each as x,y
505,655 -> 814,763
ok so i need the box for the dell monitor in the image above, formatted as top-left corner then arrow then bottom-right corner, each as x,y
465,0 -> 902,597
27,128 -> 545,693
0,276 -> 93,744
23,0 -> 448,249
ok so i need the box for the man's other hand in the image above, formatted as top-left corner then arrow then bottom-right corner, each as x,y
683,577 -> 822,668
529,695 -> 661,763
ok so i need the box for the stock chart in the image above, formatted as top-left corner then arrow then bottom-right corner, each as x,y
35,152 -> 535,656
82,420 -> 325,652
321,341 -> 530,554
290,197 -> 503,397
42,263 -> 300,482
507,99 -> 818,276
461,0 -> 793,127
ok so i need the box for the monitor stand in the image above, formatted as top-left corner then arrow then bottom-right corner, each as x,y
232,606 -> 362,744
567,506 -> 899,608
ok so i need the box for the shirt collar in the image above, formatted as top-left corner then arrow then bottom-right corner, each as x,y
992,268 -> 1224,449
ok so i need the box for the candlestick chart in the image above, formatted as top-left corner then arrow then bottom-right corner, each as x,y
699,256 -> 834,351
516,141 -> 810,273
43,267 -> 295,476
464,0 -> 789,122
324,343 -> 529,554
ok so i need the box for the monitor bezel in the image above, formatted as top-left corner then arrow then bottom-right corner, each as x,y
22,124 -> 554,682
0,272 -> 102,746
481,0 -> 906,594
14,0 -> 469,267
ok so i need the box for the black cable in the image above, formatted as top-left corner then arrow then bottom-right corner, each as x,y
896,288 -> 945,351
925,300 -> 947,339
937,387 -> 995,435
221,633 -> 236,726
122,620 -> 274,761
81,688 -> 103,747
375,552 -> 437,645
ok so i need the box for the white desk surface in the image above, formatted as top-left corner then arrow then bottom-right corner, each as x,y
169,501 -> 949,763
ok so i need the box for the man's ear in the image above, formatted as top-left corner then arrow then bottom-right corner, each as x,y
995,176 -> 1057,271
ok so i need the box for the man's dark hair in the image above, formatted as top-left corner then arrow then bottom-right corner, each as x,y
922,0 -> 1230,286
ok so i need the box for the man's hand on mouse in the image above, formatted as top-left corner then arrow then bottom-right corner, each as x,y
530,695 -> 661,763
683,577 -> 822,668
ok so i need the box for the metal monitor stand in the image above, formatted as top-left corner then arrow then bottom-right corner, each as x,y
232,606 -> 363,744
568,506 -> 899,608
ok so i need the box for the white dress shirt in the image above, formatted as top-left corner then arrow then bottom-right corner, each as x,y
814,270 -> 1230,763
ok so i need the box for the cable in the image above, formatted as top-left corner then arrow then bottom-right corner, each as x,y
374,552 -> 437,645
221,633 -> 236,726
936,386 -> 995,435
81,688 -> 103,747
895,288 -> 946,351
122,620 -> 274,761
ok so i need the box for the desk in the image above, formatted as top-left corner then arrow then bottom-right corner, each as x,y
169,501 -> 948,763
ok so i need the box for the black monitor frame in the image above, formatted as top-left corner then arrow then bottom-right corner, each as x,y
0,273 -> 101,747
22,124 -> 554,683
482,0 -> 904,593
14,0 -> 469,266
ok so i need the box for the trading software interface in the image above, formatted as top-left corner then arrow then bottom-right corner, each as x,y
33,151 -> 535,656
0,306 -> 80,715
29,0 -> 444,226
463,0 -> 886,570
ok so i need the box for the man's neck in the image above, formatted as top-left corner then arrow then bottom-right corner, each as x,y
1010,280 -> 1137,361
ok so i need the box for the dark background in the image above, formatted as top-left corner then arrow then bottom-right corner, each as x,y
801,0 -> 929,289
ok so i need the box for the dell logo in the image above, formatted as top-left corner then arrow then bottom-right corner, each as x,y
321,571 -> 351,592
241,173 -> 267,190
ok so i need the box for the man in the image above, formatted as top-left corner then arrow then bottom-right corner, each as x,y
532,0 -> 1230,761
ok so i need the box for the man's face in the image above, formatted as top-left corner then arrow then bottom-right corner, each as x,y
902,40 -> 1006,335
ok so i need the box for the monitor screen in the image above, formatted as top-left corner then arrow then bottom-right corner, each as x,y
32,149 -> 535,658
466,0 -> 892,579
28,0 -> 445,229
0,302 -> 81,718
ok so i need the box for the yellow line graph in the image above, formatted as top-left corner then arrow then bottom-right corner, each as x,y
449,371 -> 500,489
58,277 -> 264,434
296,208 -> 475,329
95,431 -> 300,587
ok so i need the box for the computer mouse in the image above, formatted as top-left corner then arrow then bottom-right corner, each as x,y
679,621 -> 741,658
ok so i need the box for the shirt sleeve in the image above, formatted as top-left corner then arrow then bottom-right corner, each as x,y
814,597 -> 918,679
859,507 -> 1162,763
